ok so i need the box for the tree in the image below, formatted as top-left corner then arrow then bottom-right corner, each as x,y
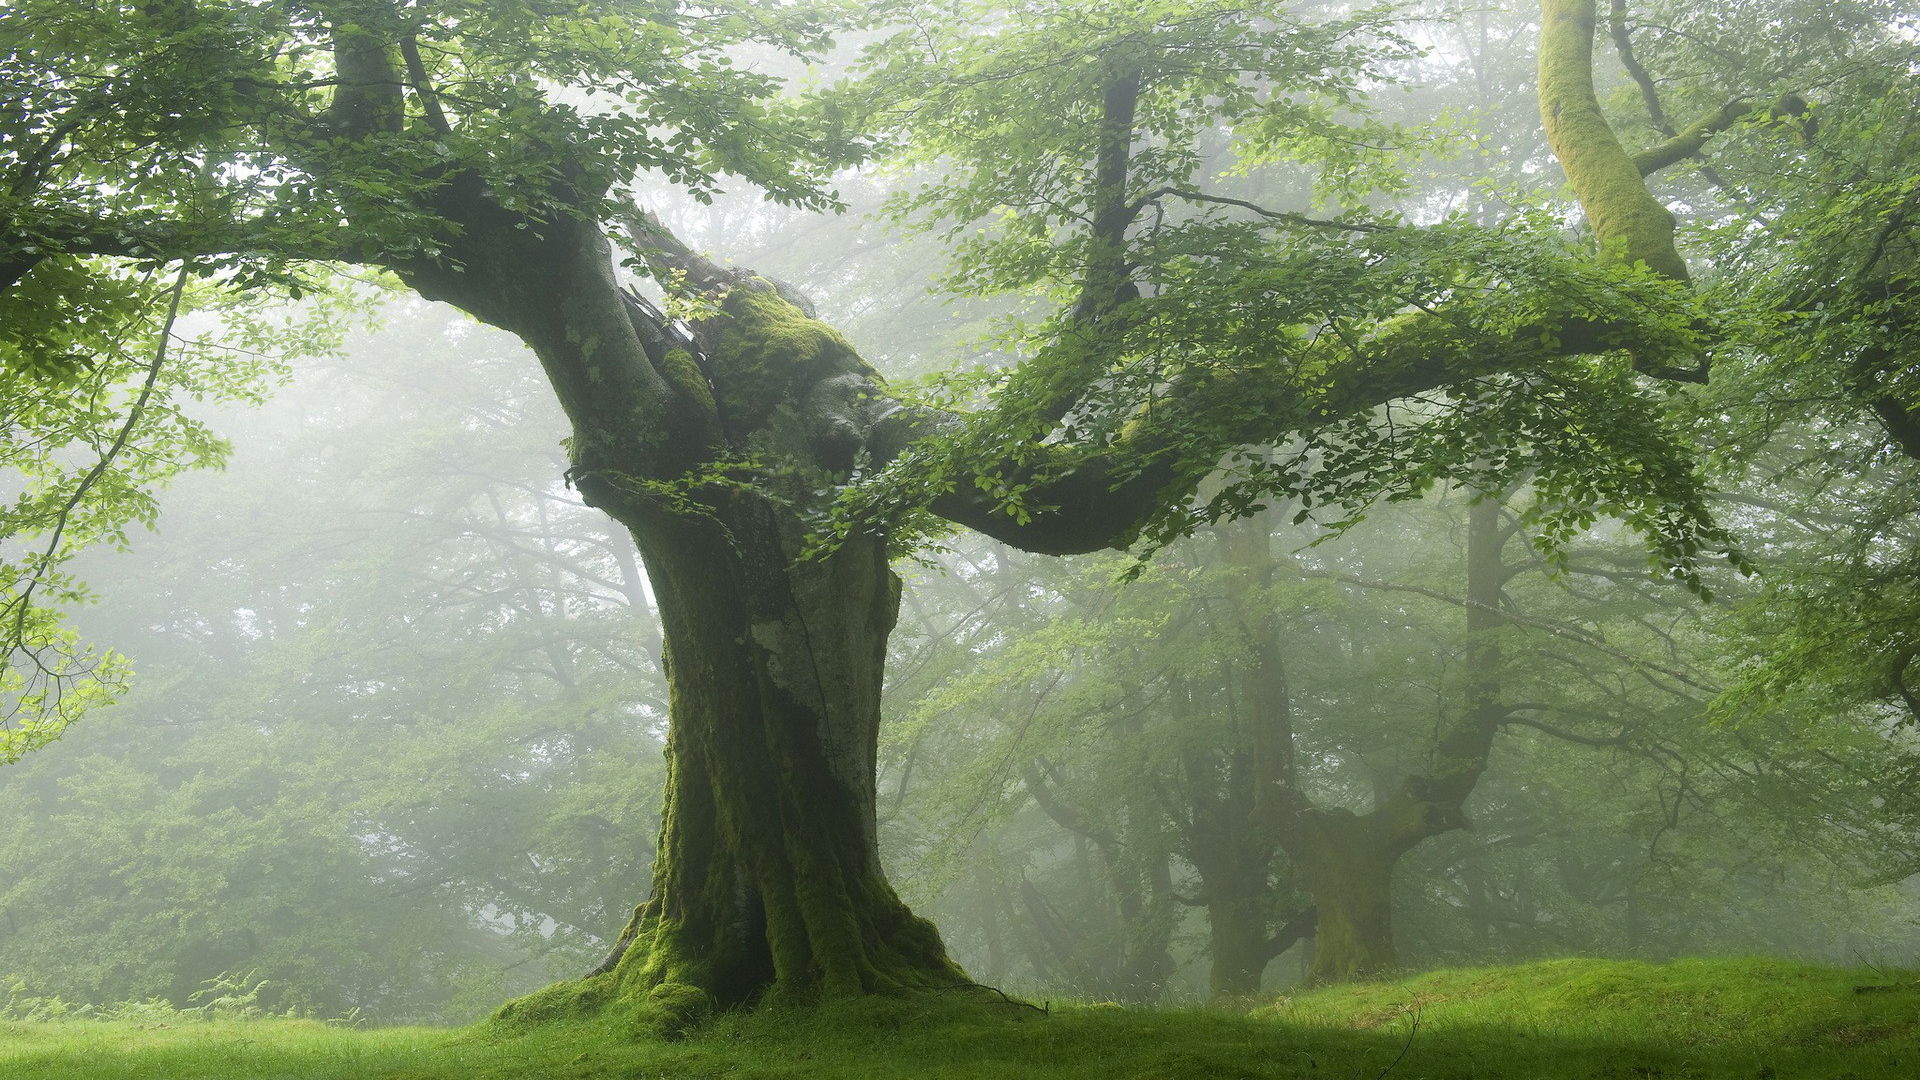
888,478 -> 1920,991
5,0 -> 1756,1017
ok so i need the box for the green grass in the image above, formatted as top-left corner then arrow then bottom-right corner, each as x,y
3,957 -> 1914,1079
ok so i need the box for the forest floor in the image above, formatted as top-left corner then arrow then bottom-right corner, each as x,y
2,957 -> 1914,1079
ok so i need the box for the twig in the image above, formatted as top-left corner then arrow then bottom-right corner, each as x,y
1368,1007 -> 1420,1080
935,981 -> 1050,1015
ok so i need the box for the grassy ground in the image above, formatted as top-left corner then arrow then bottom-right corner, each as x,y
2,957 -> 1914,1079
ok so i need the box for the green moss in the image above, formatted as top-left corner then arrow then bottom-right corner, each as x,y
635,982 -> 712,1040
657,348 -> 717,425
707,285 -> 875,430
1273,957 -> 1920,1047
488,971 -> 615,1028
757,871 -> 816,994
1538,0 -> 1690,281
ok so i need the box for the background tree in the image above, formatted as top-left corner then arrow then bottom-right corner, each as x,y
0,270 -> 332,762
1,303 -> 670,1022
884,484 -> 1920,994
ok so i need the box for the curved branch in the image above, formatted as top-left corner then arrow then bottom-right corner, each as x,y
911,293 -> 1704,555
1497,712 -> 1635,748
1263,905 -> 1318,960
1538,0 -> 1689,280
1631,95 -> 1806,177
6,264 -> 190,650
1608,1 -> 1673,136
1128,187 -> 1389,233
1023,761 -> 1120,847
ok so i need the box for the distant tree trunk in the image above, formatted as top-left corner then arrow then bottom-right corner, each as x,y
1190,515 -> 1295,998
1275,494 -> 1507,984
1289,809 -> 1403,983
1203,891 -> 1272,997
1108,858 -> 1178,1003
972,853 -> 1010,987
1022,759 -> 1177,1003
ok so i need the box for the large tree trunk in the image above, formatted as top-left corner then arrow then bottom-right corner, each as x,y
598,503 -> 959,1015
1204,891 -> 1272,997
501,497 -> 961,1028
468,255 -> 966,1028
1291,809 -> 1401,983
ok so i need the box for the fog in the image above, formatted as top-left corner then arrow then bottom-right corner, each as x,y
4,0 -> 1919,1032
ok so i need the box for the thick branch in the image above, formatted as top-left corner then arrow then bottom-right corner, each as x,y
927,451 -> 1184,556
2,213 -> 355,291
400,35 -> 454,137
1263,905 -> 1319,960
1539,0 -> 1689,280
1631,95 -> 1806,177
1854,342 -> 1920,460
329,24 -> 406,138
915,296 -> 1702,555
1894,646 -> 1920,726
1632,100 -> 1749,176
7,114 -> 90,202
1077,61 -> 1143,321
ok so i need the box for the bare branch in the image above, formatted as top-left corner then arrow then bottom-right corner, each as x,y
1128,186 -> 1390,233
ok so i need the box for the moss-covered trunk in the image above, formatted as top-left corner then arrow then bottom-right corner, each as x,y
503,495 -> 962,1028
488,275 -> 964,1030
644,506 -> 956,998
1293,811 -> 1399,984
1204,892 -> 1272,997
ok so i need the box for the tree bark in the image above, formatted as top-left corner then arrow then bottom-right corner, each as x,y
392,192 -> 971,1024
1538,0 -> 1689,280
1290,809 -> 1401,983
597,504 -> 957,1014
1203,892 -> 1272,997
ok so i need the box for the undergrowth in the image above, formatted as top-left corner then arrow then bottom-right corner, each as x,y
2,957 -> 1913,1079
0,970 -> 336,1025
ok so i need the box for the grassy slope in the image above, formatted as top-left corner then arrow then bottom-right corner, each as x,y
2,958 -> 1914,1079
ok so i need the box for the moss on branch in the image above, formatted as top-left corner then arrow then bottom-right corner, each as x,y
1538,0 -> 1690,281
